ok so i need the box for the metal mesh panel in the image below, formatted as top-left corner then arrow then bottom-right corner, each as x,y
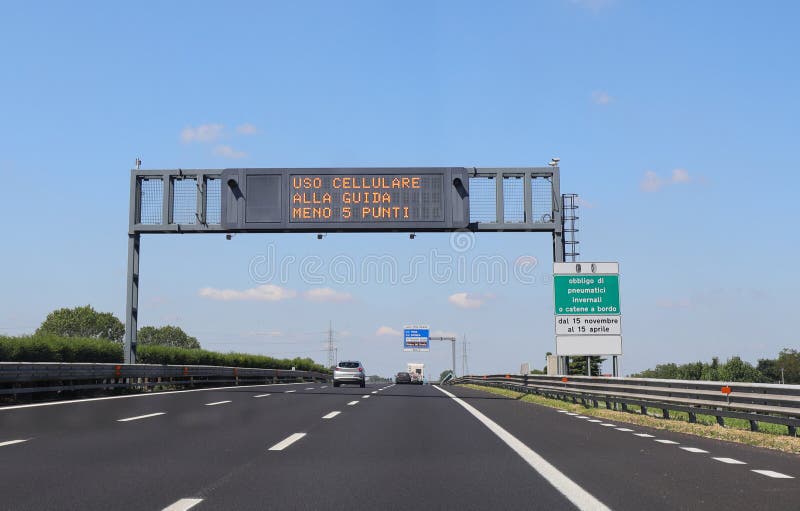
139,178 -> 163,224
469,177 -> 496,223
206,178 -> 221,225
502,176 -> 525,223
531,177 -> 553,223
172,178 -> 197,224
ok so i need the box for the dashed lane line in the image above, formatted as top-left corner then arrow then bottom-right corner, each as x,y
205,401 -> 231,406
434,386 -> 611,511
680,447 -> 709,454
284,390 -> 296,393
268,433 -> 306,451
117,412 -> 166,422
751,470 -> 794,479
634,433 -> 655,438
322,411 -> 341,419
713,457 -> 746,465
615,428 -> 634,432
252,394 -> 271,398
347,401 -> 359,406
0,439 -> 29,448
654,439 -> 680,445
161,498 -> 203,511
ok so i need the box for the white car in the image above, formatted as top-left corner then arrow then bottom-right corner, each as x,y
333,361 -> 366,388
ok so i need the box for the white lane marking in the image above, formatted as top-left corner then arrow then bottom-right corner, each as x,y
751,470 -> 794,479
347,401 -> 359,406
576,416 -> 589,419
680,447 -> 709,453
322,411 -> 341,419
434,386 -> 611,511
320,386 -> 328,389
205,400 -> 231,406
600,423 -> 616,427
587,419 -> 603,423
0,382 -> 305,412
557,410 -> 569,413
253,394 -> 271,398
615,428 -> 634,432
565,413 -> 579,416
371,391 -> 378,394
0,439 -> 29,448
655,439 -> 680,444
117,412 -> 165,422
268,432 -> 306,451
362,395 -> 370,399
284,390 -> 296,393
162,498 -> 203,511
634,433 -> 655,438
713,457 -> 746,465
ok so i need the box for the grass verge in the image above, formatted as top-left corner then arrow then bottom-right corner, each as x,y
458,384 -> 800,455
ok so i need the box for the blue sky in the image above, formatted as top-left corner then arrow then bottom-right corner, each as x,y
1,0 -> 798,377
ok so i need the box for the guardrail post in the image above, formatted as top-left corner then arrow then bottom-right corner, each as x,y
749,419 -> 759,432
620,403 -> 628,412
640,405 -> 648,416
662,409 -> 669,420
789,425 -> 797,437
716,415 -> 725,427
688,411 -> 697,423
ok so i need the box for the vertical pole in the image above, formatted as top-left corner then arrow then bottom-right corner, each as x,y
124,170 -> 140,364
587,356 -> 591,376
612,356 -> 618,377
124,233 -> 140,364
551,167 -> 565,374
452,339 -> 456,378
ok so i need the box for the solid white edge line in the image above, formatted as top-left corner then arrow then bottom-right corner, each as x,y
0,382 -> 306,411
268,432 -> 306,451
161,497 -> 203,511
751,470 -> 794,479
0,439 -> 29,448
680,447 -> 709,453
347,401 -> 359,406
434,386 -> 611,511
253,394 -> 271,398
117,412 -> 166,422
205,400 -> 231,406
712,457 -> 746,465
322,411 -> 341,419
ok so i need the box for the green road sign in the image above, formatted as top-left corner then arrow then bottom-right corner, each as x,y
554,275 -> 620,315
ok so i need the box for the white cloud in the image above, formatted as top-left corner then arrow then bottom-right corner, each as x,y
591,91 -> 613,105
640,170 -> 664,192
198,284 -> 296,302
213,144 -> 247,159
641,168 -> 695,192
236,123 -> 258,135
448,292 -> 491,309
376,326 -> 402,337
671,168 -> 691,184
303,287 -> 353,303
181,124 -> 224,143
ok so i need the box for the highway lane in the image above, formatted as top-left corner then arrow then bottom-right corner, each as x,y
0,382 -> 374,511
0,382 -> 796,510
441,384 -> 800,511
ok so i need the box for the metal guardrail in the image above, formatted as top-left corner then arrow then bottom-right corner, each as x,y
452,374 -> 800,436
0,362 -> 329,399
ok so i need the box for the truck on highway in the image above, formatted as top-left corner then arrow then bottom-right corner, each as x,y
407,363 -> 424,384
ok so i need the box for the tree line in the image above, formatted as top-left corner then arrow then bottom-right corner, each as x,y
35,305 -> 201,349
630,350 -> 799,384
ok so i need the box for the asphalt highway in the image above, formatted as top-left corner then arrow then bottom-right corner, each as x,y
0,383 -> 797,510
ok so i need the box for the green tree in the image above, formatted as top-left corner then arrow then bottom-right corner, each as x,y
138,325 -> 200,349
718,356 -> 764,382
776,348 -> 800,384
36,305 -> 124,342
568,356 -> 606,376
